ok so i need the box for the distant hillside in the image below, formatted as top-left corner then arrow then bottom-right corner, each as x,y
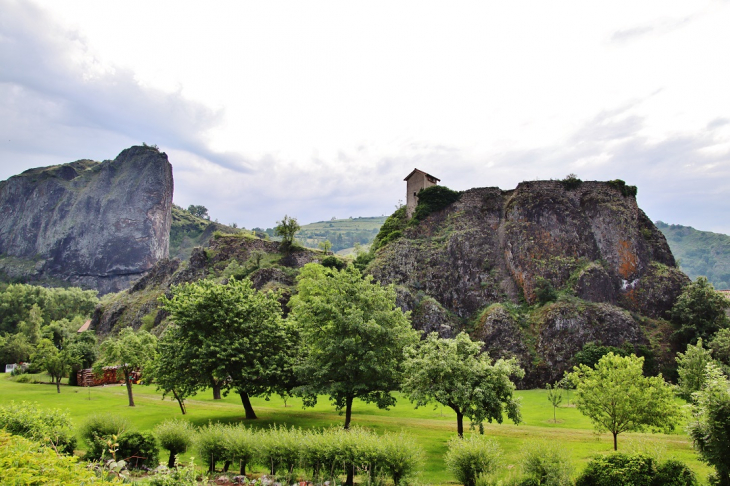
295,216 -> 386,253
657,221 -> 730,290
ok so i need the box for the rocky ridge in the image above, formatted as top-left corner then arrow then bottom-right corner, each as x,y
0,146 -> 173,294
367,180 -> 688,385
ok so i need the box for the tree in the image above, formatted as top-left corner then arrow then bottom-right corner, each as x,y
186,204 -> 209,219
275,215 -> 300,250
568,353 -> 681,451
0,333 -> 33,365
546,382 -> 563,423
318,239 -> 332,255
709,328 -> 730,370
289,263 -> 419,430
402,332 -> 524,438
160,277 -> 296,419
94,328 -> 157,407
687,363 -> 730,485
31,339 -> 78,393
18,303 -> 43,345
147,326 -> 202,414
676,338 -> 717,400
671,277 -> 730,349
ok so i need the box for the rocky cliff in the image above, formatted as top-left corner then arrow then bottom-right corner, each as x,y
0,146 -> 173,294
368,180 -> 689,385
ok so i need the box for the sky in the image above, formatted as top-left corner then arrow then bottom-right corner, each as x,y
1,1 -> 729,233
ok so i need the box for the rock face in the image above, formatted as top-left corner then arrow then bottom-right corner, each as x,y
0,146 -> 173,294
368,180 -> 689,385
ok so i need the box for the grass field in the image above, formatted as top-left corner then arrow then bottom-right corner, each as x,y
0,373 -> 711,484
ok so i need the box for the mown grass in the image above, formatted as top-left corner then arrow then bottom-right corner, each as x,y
0,373 -> 711,484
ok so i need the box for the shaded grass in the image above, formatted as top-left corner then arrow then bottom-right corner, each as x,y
0,374 -> 710,484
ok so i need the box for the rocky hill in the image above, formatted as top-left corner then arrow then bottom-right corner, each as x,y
0,146 -> 173,294
367,180 -> 689,386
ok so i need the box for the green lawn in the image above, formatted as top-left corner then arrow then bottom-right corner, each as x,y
0,373 -> 711,484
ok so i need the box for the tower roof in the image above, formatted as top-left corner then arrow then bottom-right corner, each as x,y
404,168 -> 440,182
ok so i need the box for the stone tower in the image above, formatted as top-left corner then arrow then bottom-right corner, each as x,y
404,168 -> 440,218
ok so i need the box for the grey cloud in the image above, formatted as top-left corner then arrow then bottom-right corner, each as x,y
611,15 -> 695,43
0,0 -> 250,179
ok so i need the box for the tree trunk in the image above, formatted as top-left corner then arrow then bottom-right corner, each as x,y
212,381 -> 222,400
345,463 -> 354,486
172,389 -> 186,414
456,411 -> 464,438
344,395 -> 354,429
167,450 -> 177,468
56,377 -> 61,394
223,460 -> 231,472
613,432 -> 618,451
239,460 -> 246,475
239,391 -> 257,419
125,376 -> 135,407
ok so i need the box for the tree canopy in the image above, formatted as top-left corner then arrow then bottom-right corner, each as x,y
676,338 -> 717,400
159,277 -> 296,418
275,215 -> 300,250
568,353 -> 681,450
402,332 -> 524,437
289,263 -> 419,429
687,363 -> 730,486
671,277 -> 730,349
94,327 -> 157,407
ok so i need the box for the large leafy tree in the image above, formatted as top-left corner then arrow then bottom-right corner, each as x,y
671,277 -> 730,349
289,263 -> 419,429
160,277 -> 296,419
688,363 -> 730,485
568,353 -> 681,451
94,327 -> 158,406
275,215 -> 300,251
402,332 -> 524,437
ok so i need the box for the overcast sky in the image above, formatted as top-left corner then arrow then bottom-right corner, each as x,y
1,1 -> 729,233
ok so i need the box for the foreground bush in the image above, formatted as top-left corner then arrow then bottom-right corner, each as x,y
445,435 -> 502,486
196,422 -> 229,472
0,401 -> 77,454
381,431 -> 424,486
576,453 -> 697,486
154,419 -> 195,468
519,441 -> 573,486
0,430 -> 114,484
80,413 -> 130,460
257,424 -> 304,478
116,430 -> 159,469
224,424 -> 257,475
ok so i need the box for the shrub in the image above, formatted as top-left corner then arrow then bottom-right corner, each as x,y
653,459 -> 698,486
196,422 -> 229,473
607,179 -> 638,198
576,453 -> 655,486
520,441 -> 572,486
534,277 -> 558,305
154,419 -> 195,468
0,431 -> 109,484
80,413 -> 130,460
561,173 -> 582,190
224,424 -> 257,475
372,206 -> 408,251
445,435 -> 502,486
410,185 -> 461,224
116,430 -> 159,469
321,256 -> 347,271
0,401 -> 77,454
148,458 -> 200,486
300,428 -> 339,482
257,424 -> 303,478
332,427 -> 384,483
381,431 -> 424,486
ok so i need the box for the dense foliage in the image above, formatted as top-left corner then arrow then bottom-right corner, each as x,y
410,185 -> 462,224
688,363 -> 730,485
575,452 -> 697,486
444,435 -> 502,486
402,332 -> 523,437
290,263 -> 419,430
569,353 -> 681,450
0,401 -> 77,454
160,277 -> 297,419
607,179 -> 638,197
671,276 -> 730,349
372,205 -> 408,251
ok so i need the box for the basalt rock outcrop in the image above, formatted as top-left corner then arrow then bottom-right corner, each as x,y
368,180 -> 689,385
0,146 -> 173,294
